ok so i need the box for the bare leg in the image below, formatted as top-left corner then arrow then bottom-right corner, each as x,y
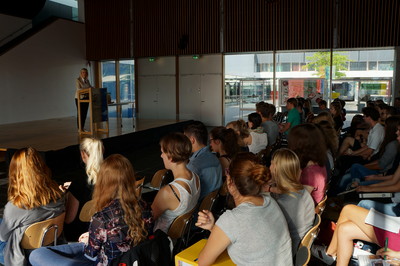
327,205 -> 377,256
335,220 -> 378,266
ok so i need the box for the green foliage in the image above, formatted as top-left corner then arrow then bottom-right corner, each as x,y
303,52 -> 351,79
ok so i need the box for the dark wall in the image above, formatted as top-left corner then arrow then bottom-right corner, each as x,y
84,0 -> 400,60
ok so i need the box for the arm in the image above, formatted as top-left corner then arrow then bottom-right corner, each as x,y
0,203 -> 18,241
198,225 -> 231,266
365,174 -> 392,181
64,192 -> 80,224
363,160 -> 381,170
279,122 -> 291,133
151,185 -> 177,221
377,247 -> 400,260
84,215 -> 105,260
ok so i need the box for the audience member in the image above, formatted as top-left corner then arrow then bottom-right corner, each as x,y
316,120 -> 339,173
380,104 -> 396,125
152,132 -> 200,233
256,101 -> 279,145
226,120 -> 250,152
209,127 -> 239,171
246,113 -> 268,153
268,148 -> 315,255
184,121 -> 222,200
313,205 -> 400,266
280,97 -> 301,134
63,137 -> 104,241
0,148 -> 65,266
30,154 -> 148,265
313,111 -> 335,128
338,115 -> 369,157
318,100 -> 328,113
330,101 -> 343,132
338,107 -> 385,173
288,124 -> 328,204
195,156 -> 292,265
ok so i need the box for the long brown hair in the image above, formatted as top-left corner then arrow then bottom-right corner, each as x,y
92,154 -> 147,245
210,127 -> 240,159
8,147 -> 62,209
378,115 -> 400,158
288,124 -> 327,169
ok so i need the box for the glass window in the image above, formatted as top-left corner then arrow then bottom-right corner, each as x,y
119,60 -> 135,118
276,63 -> 291,72
349,62 -> 367,71
378,61 -> 394,71
368,62 -> 377,70
101,61 -> 116,103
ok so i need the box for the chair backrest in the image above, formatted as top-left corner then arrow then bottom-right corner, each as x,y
135,175 -> 146,198
218,179 -> 228,196
150,169 -> 169,189
198,189 -> 219,212
315,195 -> 328,215
21,212 -> 66,249
79,200 -> 96,222
295,213 -> 321,266
167,207 -> 196,240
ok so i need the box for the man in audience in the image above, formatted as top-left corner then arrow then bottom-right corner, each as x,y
256,101 -> 279,146
184,121 -> 223,200
318,99 -> 328,114
280,97 -> 300,135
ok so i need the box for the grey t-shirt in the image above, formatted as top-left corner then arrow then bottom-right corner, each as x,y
378,140 -> 399,172
261,120 -> 279,146
216,194 -> 293,266
273,189 -> 315,255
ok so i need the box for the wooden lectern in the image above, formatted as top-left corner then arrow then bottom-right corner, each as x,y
77,88 -> 109,135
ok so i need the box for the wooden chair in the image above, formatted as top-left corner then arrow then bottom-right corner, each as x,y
294,213 -> 321,266
144,169 -> 172,190
167,207 -> 197,253
79,200 -> 96,222
135,175 -> 146,198
21,212 -> 66,249
198,189 -> 219,212
315,195 -> 328,215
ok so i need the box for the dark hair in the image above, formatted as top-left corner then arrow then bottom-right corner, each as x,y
256,102 -> 269,118
266,103 -> 276,118
228,156 -> 270,196
248,112 -> 262,129
349,115 -> 368,137
330,101 -> 342,118
210,127 -> 239,158
160,132 -> 192,163
362,107 -> 380,121
319,100 -> 327,107
382,105 -> 397,117
288,124 -> 327,168
316,120 -> 339,157
287,98 -> 298,107
184,121 -> 208,146
378,116 -> 400,158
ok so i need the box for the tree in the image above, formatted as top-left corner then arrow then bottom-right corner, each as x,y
303,52 -> 351,79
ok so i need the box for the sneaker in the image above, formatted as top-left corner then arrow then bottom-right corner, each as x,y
311,245 -> 336,265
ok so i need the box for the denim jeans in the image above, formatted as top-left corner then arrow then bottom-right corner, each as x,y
358,200 -> 400,217
29,242 -> 94,266
336,164 -> 381,193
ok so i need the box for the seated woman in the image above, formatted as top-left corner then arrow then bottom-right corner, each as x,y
30,154 -> 148,266
268,148 -> 315,255
337,116 -> 400,192
63,137 -> 104,241
209,127 -> 239,171
288,124 -> 328,205
0,148 -> 65,266
246,113 -> 269,153
337,115 -> 369,158
152,132 -> 200,233
313,205 -> 400,266
195,156 -> 292,265
226,120 -> 250,152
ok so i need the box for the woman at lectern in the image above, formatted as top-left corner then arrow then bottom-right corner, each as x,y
75,68 -> 92,132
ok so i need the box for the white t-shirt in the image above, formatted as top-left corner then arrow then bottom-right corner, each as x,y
248,131 -> 268,154
367,123 -> 385,156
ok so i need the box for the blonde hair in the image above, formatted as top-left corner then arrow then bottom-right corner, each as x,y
8,147 -> 62,209
271,148 -> 303,194
313,111 -> 335,127
226,120 -> 250,138
92,154 -> 147,245
80,138 -> 104,185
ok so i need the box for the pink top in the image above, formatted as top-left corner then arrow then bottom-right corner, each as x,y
374,227 -> 400,251
300,164 -> 327,205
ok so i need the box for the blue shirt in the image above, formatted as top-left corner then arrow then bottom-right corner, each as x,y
187,146 -> 223,200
